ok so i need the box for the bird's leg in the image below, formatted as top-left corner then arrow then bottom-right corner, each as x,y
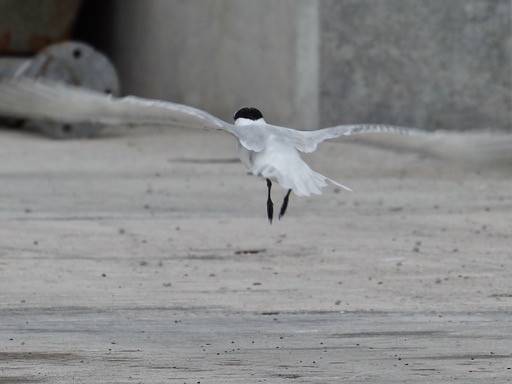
266,178 -> 274,224
279,189 -> 292,220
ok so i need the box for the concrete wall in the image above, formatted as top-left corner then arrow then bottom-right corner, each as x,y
77,0 -> 511,131
78,0 -> 319,128
319,0 -> 512,131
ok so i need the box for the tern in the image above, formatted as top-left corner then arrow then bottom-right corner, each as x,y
0,77 -> 510,222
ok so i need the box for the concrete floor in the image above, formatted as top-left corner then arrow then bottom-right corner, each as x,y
0,125 -> 511,383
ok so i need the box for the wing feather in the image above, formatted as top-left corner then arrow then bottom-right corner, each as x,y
1,77 -> 510,167
0,77 -> 229,130
303,124 -> 512,167
0,77 -> 274,151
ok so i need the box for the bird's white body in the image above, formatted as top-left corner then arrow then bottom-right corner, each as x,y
235,117 -> 350,196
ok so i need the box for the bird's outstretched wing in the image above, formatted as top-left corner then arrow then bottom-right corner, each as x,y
1,77 -> 510,167
0,77 -> 231,129
260,124 -> 411,153
0,77 -> 265,141
0,76 -> 233,130
0,77 -> 272,151
271,123 -> 512,168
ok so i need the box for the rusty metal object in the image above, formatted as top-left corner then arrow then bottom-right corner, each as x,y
0,41 -> 120,138
0,0 -> 82,54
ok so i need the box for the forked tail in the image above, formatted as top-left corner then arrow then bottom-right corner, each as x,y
258,161 -> 351,197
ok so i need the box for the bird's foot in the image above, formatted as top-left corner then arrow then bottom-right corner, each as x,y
267,198 -> 274,224
278,189 -> 292,220
266,178 -> 274,224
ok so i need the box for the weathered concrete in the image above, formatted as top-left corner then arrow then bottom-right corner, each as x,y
319,0 -> 512,131
77,0 -> 318,128
76,0 -> 511,131
2,311 -> 511,383
0,125 -> 511,382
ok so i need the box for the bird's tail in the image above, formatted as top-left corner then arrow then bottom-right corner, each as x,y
258,159 -> 351,197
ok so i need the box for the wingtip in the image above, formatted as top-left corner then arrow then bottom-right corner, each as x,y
326,177 -> 352,192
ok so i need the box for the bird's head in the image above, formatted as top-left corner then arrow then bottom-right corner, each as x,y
233,107 -> 265,126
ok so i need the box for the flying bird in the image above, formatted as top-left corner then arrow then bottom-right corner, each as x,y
0,77 -> 510,223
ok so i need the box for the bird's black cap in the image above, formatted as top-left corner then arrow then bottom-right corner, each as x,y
233,107 -> 263,122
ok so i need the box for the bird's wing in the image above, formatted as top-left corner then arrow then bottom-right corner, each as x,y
276,124 -> 421,153
0,77 -> 268,150
276,123 -> 512,168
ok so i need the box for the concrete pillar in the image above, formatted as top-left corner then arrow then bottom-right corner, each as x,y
78,0 -> 511,131
319,0 -> 512,131
80,0 -> 320,128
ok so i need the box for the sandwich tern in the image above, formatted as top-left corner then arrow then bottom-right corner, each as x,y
0,77 -> 510,222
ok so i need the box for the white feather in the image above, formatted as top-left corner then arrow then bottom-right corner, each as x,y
0,77 -> 510,201
235,118 -> 351,196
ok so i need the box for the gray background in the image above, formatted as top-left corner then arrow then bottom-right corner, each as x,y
2,2 -> 512,381
319,0 -> 511,130
79,0 -> 511,131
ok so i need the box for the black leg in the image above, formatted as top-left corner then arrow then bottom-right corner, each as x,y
266,178 -> 274,224
279,189 -> 292,220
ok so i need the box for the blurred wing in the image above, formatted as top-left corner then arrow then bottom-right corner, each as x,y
286,124 -> 512,168
0,76 -> 240,134
263,124 -> 420,153
281,124 -> 418,153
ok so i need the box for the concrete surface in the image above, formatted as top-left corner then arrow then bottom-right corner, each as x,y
77,0 -> 319,129
76,0 -> 511,131
319,0 -> 512,131
0,125 -> 511,383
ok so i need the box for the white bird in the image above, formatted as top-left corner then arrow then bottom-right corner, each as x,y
233,106 -> 354,221
0,77 -> 510,222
